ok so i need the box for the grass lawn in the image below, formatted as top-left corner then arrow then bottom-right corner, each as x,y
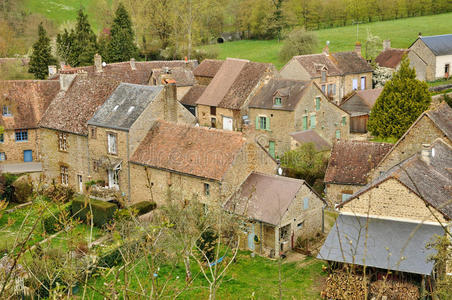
83,251 -> 326,299
428,77 -> 452,87
203,13 -> 452,69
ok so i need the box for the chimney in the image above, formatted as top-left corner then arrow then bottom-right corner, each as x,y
48,65 -> 57,77
163,83 -> 178,123
383,40 -> 391,51
355,42 -> 362,57
59,71 -> 77,91
94,53 -> 103,73
421,144 -> 431,164
130,58 -> 136,70
418,32 -> 422,39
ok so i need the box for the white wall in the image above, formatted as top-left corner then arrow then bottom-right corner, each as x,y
435,55 -> 452,79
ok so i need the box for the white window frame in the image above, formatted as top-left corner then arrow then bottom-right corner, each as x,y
58,132 -> 68,151
352,78 -> 358,90
107,133 -> 117,155
60,166 -> 68,185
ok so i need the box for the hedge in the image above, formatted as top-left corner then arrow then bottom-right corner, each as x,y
71,196 -> 117,227
128,201 -> 156,216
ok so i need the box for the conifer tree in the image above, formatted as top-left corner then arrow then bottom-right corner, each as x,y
105,3 -> 138,63
368,56 -> 431,139
56,8 -> 98,66
28,23 -> 56,79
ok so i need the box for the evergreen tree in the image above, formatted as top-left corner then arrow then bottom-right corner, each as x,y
105,3 -> 138,63
368,56 -> 431,139
56,8 -> 98,66
28,23 -> 56,79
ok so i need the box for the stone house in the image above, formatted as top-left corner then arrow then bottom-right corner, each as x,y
196,58 -> 276,131
129,120 -> 278,206
324,140 -> 392,207
375,40 -> 409,71
179,85 -> 205,116
224,172 -> 325,258
280,44 -> 373,104
0,80 -> 60,172
193,59 -> 224,85
149,66 -> 196,100
408,34 -> 452,81
248,78 -> 350,157
370,102 -> 452,180
87,83 -> 196,200
39,58 -> 195,191
340,88 -> 382,133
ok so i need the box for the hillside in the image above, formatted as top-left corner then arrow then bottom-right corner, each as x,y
204,13 -> 452,68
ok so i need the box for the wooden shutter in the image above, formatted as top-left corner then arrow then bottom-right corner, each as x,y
255,116 -> 260,129
266,117 -> 270,130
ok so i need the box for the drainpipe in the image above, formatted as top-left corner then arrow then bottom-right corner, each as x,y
127,131 -> 131,202
322,204 -> 326,233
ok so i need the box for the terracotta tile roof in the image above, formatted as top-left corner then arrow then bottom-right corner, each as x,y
0,80 -> 60,129
130,120 -> 246,180
324,140 -> 392,185
196,58 -> 275,109
248,79 -> 310,111
375,49 -> 409,69
339,139 -> 452,219
290,130 -> 331,152
151,67 -> 196,87
180,85 -> 206,106
294,54 -> 342,77
193,59 -> 224,78
224,173 -> 308,225
331,52 -> 373,74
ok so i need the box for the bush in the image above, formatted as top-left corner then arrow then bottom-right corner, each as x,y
129,201 -> 156,216
12,176 -> 33,203
279,28 -> 318,63
43,181 -> 75,203
42,203 -> 72,234
71,196 -> 117,227
0,173 -> 18,202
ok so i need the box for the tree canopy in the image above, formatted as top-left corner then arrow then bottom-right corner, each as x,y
28,23 -> 57,79
368,56 -> 431,139
279,27 -> 318,62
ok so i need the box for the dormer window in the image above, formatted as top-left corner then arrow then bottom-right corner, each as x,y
274,97 -> 282,106
321,70 -> 327,82
2,105 -> 11,116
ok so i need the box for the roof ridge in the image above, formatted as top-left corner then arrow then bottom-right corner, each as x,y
157,119 -> 245,136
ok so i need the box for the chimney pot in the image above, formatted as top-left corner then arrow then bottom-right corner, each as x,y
355,42 -> 362,57
383,40 -> 391,51
94,54 -> 103,73
130,58 -> 136,70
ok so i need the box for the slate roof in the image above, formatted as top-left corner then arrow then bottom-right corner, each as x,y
151,67 -> 196,87
0,80 -> 60,130
224,173 -> 316,226
193,59 -> 224,78
318,214 -> 444,275
375,49 -> 409,69
248,79 -> 310,111
426,102 -> 452,140
130,120 -> 246,181
331,52 -> 373,74
340,139 -> 452,219
290,130 -> 332,152
418,34 -> 452,56
180,85 -> 206,106
196,58 -> 275,109
324,140 -> 392,185
88,83 -> 164,131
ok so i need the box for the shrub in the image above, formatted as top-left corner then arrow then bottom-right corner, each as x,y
12,176 -> 33,203
279,28 -> 318,63
43,181 -> 75,203
129,201 -> 156,216
71,196 -> 117,227
41,203 -> 72,234
0,173 -> 18,202
197,228 -> 218,262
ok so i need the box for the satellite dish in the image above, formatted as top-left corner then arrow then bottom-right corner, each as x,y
277,167 -> 283,176
102,62 -> 107,67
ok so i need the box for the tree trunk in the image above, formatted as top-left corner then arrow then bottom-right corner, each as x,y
184,255 -> 192,283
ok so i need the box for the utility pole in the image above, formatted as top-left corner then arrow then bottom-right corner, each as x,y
352,21 -> 362,42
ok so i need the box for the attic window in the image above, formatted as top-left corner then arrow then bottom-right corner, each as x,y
274,97 -> 282,106
321,71 -> 327,82
2,105 -> 11,116
127,106 -> 135,114
113,105 -> 119,111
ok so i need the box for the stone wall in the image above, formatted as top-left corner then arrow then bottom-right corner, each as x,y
409,39 -> 436,81
0,129 -> 39,162
197,105 -> 241,131
371,115 -> 452,180
342,72 -> 372,99
340,178 -> 447,223
325,183 -> 363,207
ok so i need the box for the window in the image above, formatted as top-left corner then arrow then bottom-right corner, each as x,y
315,97 -> 321,111
2,105 -> 11,116
204,183 -> 210,196
297,221 -> 304,229
15,130 -> 28,142
310,114 -> 316,129
91,127 -> 97,139
274,97 -> 282,106
92,160 -> 99,172
336,129 -> 341,139
328,84 -> 336,96
0,152 -> 5,161
352,79 -> 358,90
60,166 -> 68,185
0,133 -> 3,143
342,116 -> 347,126
108,168 -> 120,189
342,193 -> 353,202
303,197 -> 309,210
211,117 -> 217,128
321,70 -> 327,82
58,132 -> 68,151
360,76 -> 366,90
256,116 -> 270,130
321,84 -> 326,93
210,106 -> 216,115
107,133 -> 117,154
